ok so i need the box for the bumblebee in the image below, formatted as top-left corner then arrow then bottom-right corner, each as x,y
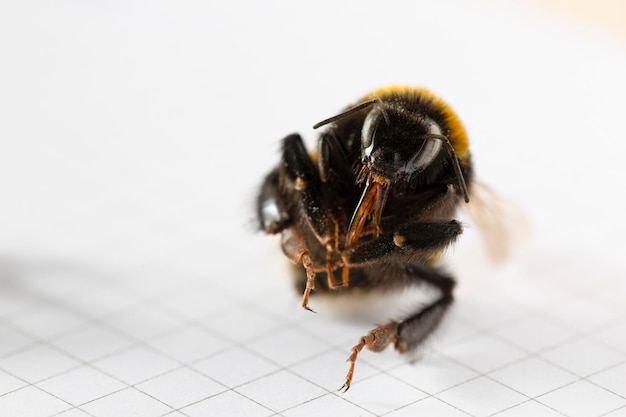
257,86 -> 475,391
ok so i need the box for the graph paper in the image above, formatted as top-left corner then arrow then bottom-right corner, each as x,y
1,0 -> 626,416
1,234 -> 625,417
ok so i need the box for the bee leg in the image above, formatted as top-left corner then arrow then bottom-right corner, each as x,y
281,134 -> 337,243
341,266 -> 350,287
338,219 -> 459,390
394,264 -> 456,353
297,251 -> 317,313
395,292 -> 454,353
343,220 -> 463,267
326,243 -> 341,289
319,133 -> 353,289
339,266 -> 455,391
281,134 -> 342,296
318,133 -> 354,184
340,321 -> 398,392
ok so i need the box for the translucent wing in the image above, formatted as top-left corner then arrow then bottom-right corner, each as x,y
463,181 -> 531,263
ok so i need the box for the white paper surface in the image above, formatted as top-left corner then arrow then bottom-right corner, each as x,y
1,1 -> 625,416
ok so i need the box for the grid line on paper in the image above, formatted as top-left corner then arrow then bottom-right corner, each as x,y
1,253 -> 626,417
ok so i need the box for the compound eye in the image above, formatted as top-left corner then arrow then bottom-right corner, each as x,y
412,139 -> 443,171
410,118 -> 445,171
361,108 -> 382,157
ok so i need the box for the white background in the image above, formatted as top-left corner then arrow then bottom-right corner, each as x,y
1,0 -> 625,268
1,1 -> 625,416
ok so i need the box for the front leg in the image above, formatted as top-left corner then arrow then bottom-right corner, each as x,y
280,134 -> 346,306
340,183 -> 458,285
343,220 -> 463,267
281,134 -> 337,246
318,132 -> 354,185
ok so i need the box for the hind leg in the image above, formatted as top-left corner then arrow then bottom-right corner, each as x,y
341,264 -> 455,391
